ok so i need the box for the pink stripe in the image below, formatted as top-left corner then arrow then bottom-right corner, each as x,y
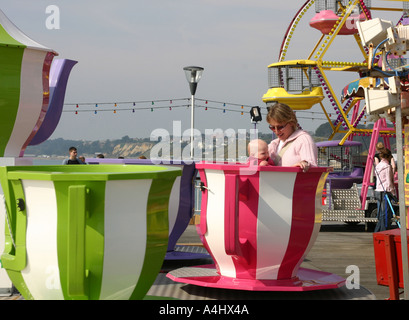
224,173 -> 239,256
225,173 -> 260,279
198,169 -> 208,237
277,171 -> 321,279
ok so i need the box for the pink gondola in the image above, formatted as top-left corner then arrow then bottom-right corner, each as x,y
310,10 -> 367,35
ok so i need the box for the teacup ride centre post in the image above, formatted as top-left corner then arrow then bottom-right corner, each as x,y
0,10 -> 182,300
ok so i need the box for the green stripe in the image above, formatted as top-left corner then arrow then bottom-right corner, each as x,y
67,185 -> 87,298
0,24 -> 27,48
1,179 -> 27,271
6,165 -> 182,181
55,181 -> 105,300
0,170 -> 33,299
129,176 -> 176,300
0,46 -> 24,156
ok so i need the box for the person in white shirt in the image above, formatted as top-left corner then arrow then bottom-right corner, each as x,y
374,149 -> 396,232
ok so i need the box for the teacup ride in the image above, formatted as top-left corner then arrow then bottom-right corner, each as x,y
0,10 -> 77,294
0,9 -> 77,159
168,163 -> 346,291
85,158 -> 209,260
0,164 -> 181,300
0,9 -> 58,159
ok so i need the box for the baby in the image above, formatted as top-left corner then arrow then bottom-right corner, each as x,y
247,139 -> 275,166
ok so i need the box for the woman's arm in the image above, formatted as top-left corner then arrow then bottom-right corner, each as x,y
294,134 -> 318,170
391,157 -> 397,174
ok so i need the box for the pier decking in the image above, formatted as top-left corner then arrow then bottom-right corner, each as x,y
0,222 -> 394,300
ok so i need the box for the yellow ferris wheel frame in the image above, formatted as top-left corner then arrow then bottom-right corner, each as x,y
272,0 -> 406,144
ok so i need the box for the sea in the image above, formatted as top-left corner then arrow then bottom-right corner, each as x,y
31,157 -> 65,165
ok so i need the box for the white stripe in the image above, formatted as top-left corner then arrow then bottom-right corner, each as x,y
99,179 -> 151,300
20,180 -> 63,299
4,49 -> 48,157
203,170 -> 236,278
256,171 -> 296,279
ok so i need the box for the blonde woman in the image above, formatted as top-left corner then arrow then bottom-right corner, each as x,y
266,103 -> 317,172
374,142 -> 396,175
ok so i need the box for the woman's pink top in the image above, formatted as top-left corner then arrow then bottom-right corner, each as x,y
375,158 -> 396,195
268,129 -> 318,167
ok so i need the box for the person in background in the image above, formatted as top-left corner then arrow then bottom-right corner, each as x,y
374,142 -> 396,175
97,153 -> 104,158
62,147 -> 85,164
374,149 -> 397,232
79,156 -> 87,164
266,103 -> 317,172
247,139 -> 274,166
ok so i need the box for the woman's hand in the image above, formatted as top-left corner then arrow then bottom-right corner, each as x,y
294,160 -> 310,172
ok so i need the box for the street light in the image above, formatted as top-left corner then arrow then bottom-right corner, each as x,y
250,106 -> 262,130
183,66 -> 204,160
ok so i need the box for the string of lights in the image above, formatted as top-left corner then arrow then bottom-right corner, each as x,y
62,97 -> 370,123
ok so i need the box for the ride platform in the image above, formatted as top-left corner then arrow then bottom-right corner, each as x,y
0,224 -> 387,300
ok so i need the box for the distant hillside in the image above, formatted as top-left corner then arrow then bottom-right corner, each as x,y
25,123 -> 390,159
25,136 -> 155,158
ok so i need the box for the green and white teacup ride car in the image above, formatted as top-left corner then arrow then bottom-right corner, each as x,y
0,164 -> 181,300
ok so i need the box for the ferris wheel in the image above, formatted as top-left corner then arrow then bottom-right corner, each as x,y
262,0 -> 409,209
262,0 -> 409,144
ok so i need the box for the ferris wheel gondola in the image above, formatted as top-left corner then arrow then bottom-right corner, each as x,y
310,10 -> 368,35
310,0 -> 371,35
262,60 -> 324,110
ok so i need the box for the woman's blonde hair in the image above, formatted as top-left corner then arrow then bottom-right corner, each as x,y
266,103 -> 298,130
376,142 -> 384,151
376,142 -> 392,160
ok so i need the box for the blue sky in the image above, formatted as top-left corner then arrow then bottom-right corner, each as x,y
0,0 -> 405,140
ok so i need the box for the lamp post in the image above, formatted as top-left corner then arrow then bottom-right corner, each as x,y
250,106 -> 262,130
183,66 -> 204,160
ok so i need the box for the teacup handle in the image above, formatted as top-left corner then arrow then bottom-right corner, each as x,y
1,179 -> 27,271
67,185 -> 88,299
224,174 -> 242,257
